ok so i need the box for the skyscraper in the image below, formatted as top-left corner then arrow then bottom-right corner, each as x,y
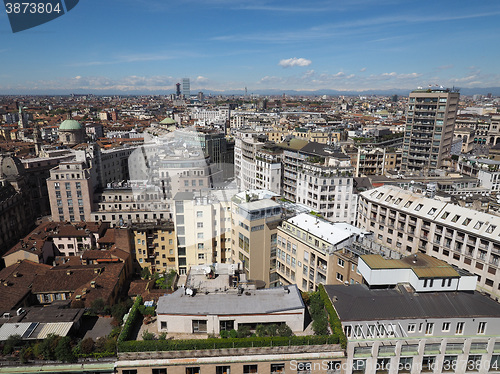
182,78 -> 190,99
401,87 -> 459,172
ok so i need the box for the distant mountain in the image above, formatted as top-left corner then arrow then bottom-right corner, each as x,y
2,87 -> 500,97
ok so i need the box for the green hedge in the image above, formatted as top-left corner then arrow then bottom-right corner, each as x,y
75,351 -> 116,359
118,295 -> 143,343
118,335 -> 339,352
318,284 -> 347,349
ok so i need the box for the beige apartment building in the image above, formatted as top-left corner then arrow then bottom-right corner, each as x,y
230,190 -> 282,288
276,213 -> 367,292
47,161 -> 96,222
358,185 -> 500,300
131,220 -> 176,274
402,88 -> 460,171
116,346 -> 345,374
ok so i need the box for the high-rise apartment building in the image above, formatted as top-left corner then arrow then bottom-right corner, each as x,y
402,87 -> 460,171
182,78 -> 190,99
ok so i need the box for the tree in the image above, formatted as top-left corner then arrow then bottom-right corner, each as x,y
79,337 -> 95,355
141,267 -> 151,280
277,324 -> 293,337
142,331 -> 155,340
55,336 -> 76,362
90,298 -> 106,315
39,334 -> 60,360
3,334 -> 22,354
237,325 -> 252,338
111,303 -> 128,323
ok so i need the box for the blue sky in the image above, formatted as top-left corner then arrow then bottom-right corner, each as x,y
1,0 -> 500,93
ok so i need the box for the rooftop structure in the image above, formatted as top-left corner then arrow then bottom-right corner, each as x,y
156,284 -> 305,335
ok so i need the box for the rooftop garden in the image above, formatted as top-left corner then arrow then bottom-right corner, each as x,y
116,288 -> 347,353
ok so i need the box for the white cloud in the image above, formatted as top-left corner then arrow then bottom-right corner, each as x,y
279,57 -> 312,68
360,67 -> 367,72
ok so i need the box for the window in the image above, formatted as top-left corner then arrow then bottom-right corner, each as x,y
442,322 -> 450,332
196,211 -> 203,217
198,253 -> 205,260
478,322 -> 487,334
192,320 -> 207,333
415,204 -> 423,211
152,369 -> 167,374
219,320 -> 234,331
399,357 -> 412,373
407,323 -> 416,333
338,258 -> 345,267
243,365 -> 258,374
123,371 -> 138,374
486,225 -> 497,233
474,221 -> 484,230
456,322 -> 464,334
197,222 -> 203,228
352,359 -> 366,373
451,214 -> 460,223
425,322 -> 434,335
428,208 -> 436,215
296,362 -> 312,374
404,201 -> 413,208
186,368 -> 200,374
462,218 -> 471,226
422,356 -> 436,372
216,366 -> 231,374
336,273 -> 344,282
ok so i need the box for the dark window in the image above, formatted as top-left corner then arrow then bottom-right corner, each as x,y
186,368 -> 200,374
216,366 -> 230,374
152,369 -> 167,374
220,320 -> 234,331
270,363 -> 285,373
243,365 -> 258,374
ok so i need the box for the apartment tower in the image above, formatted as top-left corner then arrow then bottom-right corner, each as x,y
402,87 -> 459,172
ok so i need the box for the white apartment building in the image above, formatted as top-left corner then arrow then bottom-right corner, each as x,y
283,141 -> 357,224
234,130 -> 266,192
460,157 -> 500,194
255,145 -> 282,194
358,185 -> 500,300
173,189 -> 234,275
326,281 -> 500,374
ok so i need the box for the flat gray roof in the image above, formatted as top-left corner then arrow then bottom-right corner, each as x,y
157,285 -> 304,316
324,284 -> 500,322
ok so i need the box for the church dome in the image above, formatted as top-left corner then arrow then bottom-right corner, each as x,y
0,154 -> 25,179
160,117 -> 176,125
59,119 -> 82,131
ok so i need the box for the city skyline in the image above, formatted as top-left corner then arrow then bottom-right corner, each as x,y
1,0 -> 500,94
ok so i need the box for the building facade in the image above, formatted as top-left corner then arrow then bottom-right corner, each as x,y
358,185 -> 500,300
402,88 -> 460,171
276,213 -> 368,292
